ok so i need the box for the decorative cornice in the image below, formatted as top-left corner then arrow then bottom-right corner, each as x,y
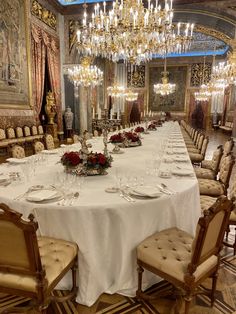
31,0 -> 57,31
194,25 -> 231,46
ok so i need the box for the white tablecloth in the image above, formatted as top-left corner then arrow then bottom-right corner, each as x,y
0,122 -> 201,306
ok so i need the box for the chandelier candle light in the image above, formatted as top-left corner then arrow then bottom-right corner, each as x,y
154,57 -> 176,96
67,57 -> 103,87
194,56 -> 211,102
76,0 -> 194,64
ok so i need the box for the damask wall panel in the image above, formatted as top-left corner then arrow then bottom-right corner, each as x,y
0,0 -> 32,109
190,63 -> 212,87
149,66 -> 187,112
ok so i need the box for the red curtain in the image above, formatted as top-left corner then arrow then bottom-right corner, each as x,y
31,25 -> 46,123
31,24 -> 62,130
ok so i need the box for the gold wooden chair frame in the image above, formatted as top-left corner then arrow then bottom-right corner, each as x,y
136,196 -> 233,314
0,203 -> 78,313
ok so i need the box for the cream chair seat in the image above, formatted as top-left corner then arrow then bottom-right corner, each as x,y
136,196 -> 233,314
194,168 -> 215,180
0,203 -> 78,313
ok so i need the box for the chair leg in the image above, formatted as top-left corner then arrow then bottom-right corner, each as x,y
225,225 -> 230,240
233,227 -> 236,256
136,264 -> 144,299
210,271 -> 218,306
184,294 -> 192,314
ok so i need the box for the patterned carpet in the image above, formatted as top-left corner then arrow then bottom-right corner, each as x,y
1,249 -> 236,314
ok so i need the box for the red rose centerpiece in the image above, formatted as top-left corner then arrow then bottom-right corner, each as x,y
124,131 -> 142,147
109,133 -> 125,154
61,151 -> 112,175
134,126 -> 144,133
148,123 -> 157,130
61,151 -> 83,168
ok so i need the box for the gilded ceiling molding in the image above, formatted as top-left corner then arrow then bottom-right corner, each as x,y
194,25 -> 231,46
31,0 -> 57,31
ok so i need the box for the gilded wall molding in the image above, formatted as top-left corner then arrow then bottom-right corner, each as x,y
190,63 -> 212,87
31,0 -> 57,31
194,25 -> 231,46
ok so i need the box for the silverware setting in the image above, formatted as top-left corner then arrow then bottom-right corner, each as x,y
119,189 -> 135,202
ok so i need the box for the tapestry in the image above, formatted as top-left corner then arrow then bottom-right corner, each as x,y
149,66 -> 187,112
0,0 -> 32,108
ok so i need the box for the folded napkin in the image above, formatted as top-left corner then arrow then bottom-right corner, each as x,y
0,175 -> 9,182
6,158 -> 27,164
41,150 -> 58,154
172,169 -> 193,176
174,156 -> 189,162
173,148 -> 186,154
26,189 -> 59,202
130,185 -> 162,198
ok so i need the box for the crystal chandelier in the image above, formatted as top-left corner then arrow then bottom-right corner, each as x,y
154,57 -> 176,96
76,1 -> 194,64
107,83 -> 126,98
67,57 -> 103,87
125,89 -> 138,102
211,61 -> 236,87
194,56 -> 211,102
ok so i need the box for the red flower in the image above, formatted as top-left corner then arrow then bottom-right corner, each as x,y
98,153 -> 106,165
61,151 -> 82,167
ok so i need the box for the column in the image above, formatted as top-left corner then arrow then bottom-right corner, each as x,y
79,86 -> 88,134
228,39 -> 236,140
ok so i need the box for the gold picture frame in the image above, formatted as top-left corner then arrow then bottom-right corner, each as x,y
0,0 -> 32,109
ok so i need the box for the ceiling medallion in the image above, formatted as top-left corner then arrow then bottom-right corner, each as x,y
76,0 -> 194,64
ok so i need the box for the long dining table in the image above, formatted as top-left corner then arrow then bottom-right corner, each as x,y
0,121 -> 201,306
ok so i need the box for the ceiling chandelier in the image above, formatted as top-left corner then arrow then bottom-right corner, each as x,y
194,56 -> 211,102
67,57 -> 103,87
125,89 -> 138,102
153,57 -> 176,96
76,0 -> 194,64
107,83 -> 126,97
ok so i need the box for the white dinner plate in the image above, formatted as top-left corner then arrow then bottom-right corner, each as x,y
26,188 -> 63,203
174,156 -> 189,162
129,185 -> 162,198
173,148 -> 186,154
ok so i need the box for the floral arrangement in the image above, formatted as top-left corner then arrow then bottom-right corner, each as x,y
61,151 -> 83,168
86,152 -> 113,170
61,151 -> 112,175
124,131 -> 141,143
148,123 -> 157,130
109,133 -> 124,143
134,126 -> 144,133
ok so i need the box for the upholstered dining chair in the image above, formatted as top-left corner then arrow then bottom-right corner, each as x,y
219,138 -> 234,168
200,180 -> 236,255
198,153 -> 235,197
189,136 -> 209,165
44,134 -> 55,150
11,145 -> 26,159
187,134 -> 205,153
136,196 -> 233,314
15,127 -> 26,144
194,145 -> 223,180
0,203 -> 78,313
23,125 -> 35,143
6,127 -> 18,145
33,141 -> 45,154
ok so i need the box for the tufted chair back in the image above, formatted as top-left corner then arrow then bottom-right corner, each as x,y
33,141 -> 45,154
31,125 -> 38,136
223,138 -> 234,155
210,145 -> 223,172
193,132 -> 200,145
11,145 -> 25,159
38,125 -> 44,135
0,129 -> 6,140
7,127 -> 16,139
200,137 -> 209,158
0,203 -> 78,312
15,127 -> 24,138
23,126 -> 31,137
196,134 -> 204,150
191,196 -> 232,267
219,154 -> 235,189
45,134 -> 55,150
